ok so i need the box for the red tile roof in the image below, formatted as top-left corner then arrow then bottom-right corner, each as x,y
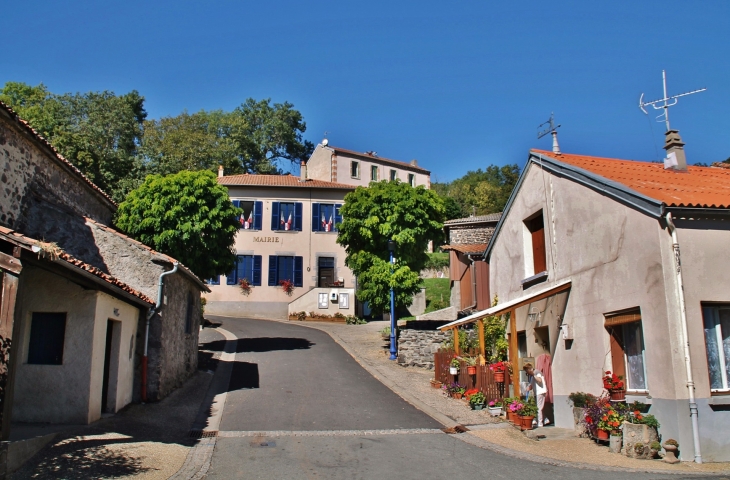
441,243 -> 488,254
218,174 -> 355,190
0,101 -> 118,208
0,226 -> 154,305
533,149 -> 730,209
330,146 -> 431,174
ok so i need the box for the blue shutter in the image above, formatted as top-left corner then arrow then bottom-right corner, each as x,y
268,255 -> 278,286
312,203 -> 320,232
271,202 -> 280,231
232,200 -> 240,228
334,204 -> 342,232
252,255 -> 262,286
254,201 -> 263,230
226,258 -> 238,285
294,202 -> 303,231
294,256 -> 303,287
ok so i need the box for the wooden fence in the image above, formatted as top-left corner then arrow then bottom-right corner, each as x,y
434,350 -> 511,403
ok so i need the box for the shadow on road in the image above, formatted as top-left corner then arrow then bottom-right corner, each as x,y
199,337 -> 315,353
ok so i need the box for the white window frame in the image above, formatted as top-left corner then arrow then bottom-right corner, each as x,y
704,305 -> 730,392
622,322 -> 649,393
351,161 -> 360,179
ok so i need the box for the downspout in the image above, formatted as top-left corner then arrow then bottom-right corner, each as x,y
665,212 -> 702,463
142,262 -> 179,403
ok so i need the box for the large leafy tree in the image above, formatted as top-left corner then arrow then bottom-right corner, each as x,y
115,170 -> 241,280
0,82 -> 146,202
432,164 -> 520,219
337,180 -> 445,314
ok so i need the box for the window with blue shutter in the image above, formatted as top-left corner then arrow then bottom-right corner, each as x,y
294,256 -> 303,287
335,204 -> 342,231
233,200 -> 263,230
232,255 -> 263,286
312,203 -> 320,231
253,201 -> 263,230
268,255 -> 303,287
313,203 -> 341,232
252,255 -> 262,286
268,255 -> 278,286
226,261 -> 237,285
272,202 -> 302,231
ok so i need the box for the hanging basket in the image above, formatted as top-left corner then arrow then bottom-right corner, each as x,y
609,389 -> 626,401
449,367 -> 459,375
493,371 -> 505,383
467,366 -> 477,375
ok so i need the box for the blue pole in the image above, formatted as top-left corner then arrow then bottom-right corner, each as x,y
389,248 -> 397,360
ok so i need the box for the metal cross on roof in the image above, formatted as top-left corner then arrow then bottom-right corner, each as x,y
639,70 -> 706,131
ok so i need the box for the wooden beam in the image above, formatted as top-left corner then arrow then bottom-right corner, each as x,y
0,252 -> 21,276
453,327 -> 460,355
0,271 -> 20,441
509,308 -> 520,399
477,318 -> 485,365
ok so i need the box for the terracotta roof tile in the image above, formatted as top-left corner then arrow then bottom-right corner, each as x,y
441,243 -> 488,254
444,213 -> 502,225
0,226 -> 154,304
330,146 -> 431,174
0,101 -> 117,208
218,174 -> 355,190
533,149 -> 730,209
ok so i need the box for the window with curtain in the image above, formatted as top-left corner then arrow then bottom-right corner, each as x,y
311,203 -> 342,232
605,309 -> 647,391
702,305 -> 730,391
270,202 -> 302,231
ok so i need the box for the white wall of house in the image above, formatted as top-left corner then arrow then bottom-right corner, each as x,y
487,162 -> 730,459
13,267 -> 139,424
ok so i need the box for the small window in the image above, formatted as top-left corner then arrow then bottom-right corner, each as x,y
605,310 -> 647,391
233,200 -> 263,230
371,165 -> 378,181
390,169 -> 397,181
524,212 -> 546,277
270,202 -> 302,231
27,312 -> 66,365
702,304 -> 730,392
227,255 -> 262,286
408,173 -> 415,186
268,255 -> 304,287
312,203 -> 342,232
351,161 -> 360,178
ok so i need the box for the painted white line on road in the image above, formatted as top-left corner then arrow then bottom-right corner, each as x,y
218,428 -> 444,438
203,327 -> 238,434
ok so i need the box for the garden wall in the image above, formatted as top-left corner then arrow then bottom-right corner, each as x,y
397,329 -> 449,369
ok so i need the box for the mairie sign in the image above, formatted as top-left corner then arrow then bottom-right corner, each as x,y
253,236 -> 280,243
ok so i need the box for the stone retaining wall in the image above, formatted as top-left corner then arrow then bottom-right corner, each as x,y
397,329 -> 449,369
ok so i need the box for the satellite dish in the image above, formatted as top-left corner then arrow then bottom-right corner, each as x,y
322,138 -> 329,146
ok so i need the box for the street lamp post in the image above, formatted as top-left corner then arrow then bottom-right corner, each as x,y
388,239 -> 397,360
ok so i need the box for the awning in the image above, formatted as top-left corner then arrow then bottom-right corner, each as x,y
437,279 -> 572,330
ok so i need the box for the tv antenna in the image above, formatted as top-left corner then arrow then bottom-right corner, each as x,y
322,131 -> 330,146
639,70 -> 706,131
537,112 -> 561,154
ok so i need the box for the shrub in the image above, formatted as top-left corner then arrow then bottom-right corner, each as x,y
665,439 -> 679,446
650,441 -> 661,450
569,392 -> 597,408
345,315 -> 366,325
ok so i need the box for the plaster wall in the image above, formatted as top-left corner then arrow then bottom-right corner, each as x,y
0,114 -> 115,231
489,164 -> 697,455
288,288 -> 356,316
12,266 -> 139,424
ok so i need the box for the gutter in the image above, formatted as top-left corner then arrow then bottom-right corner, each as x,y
665,212 -> 702,463
142,262 -> 179,402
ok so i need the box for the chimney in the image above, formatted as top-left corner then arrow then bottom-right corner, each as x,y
410,159 -> 418,167
300,160 -> 307,182
663,130 -> 687,172
218,165 -> 224,177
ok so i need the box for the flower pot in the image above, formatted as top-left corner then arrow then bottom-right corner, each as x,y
609,389 -> 626,401
472,404 -> 484,411
430,380 -> 442,389
449,367 -> 459,375
596,429 -> 610,440
663,444 -> 680,464
520,415 -> 535,431
507,411 -> 517,424
573,407 -> 588,437
452,392 -> 463,400
493,371 -> 505,383
609,434 -> 623,453
487,406 -> 502,417
467,365 -> 477,375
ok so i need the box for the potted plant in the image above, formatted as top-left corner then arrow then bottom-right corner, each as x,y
279,279 -> 295,296
465,356 -> 478,375
569,392 -> 597,435
609,430 -> 623,453
239,278 -> 253,296
603,370 -> 626,401
430,379 -> 443,389
663,439 -> 680,464
649,440 -> 661,459
469,391 -> 486,410
581,394 -> 612,440
449,358 -> 460,375
597,406 -> 624,442
508,399 -> 524,425
519,400 -> 538,430
442,382 -> 465,399
487,399 -> 503,416
489,361 -> 507,383
633,442 -> 647,459
623,411 -> 660,459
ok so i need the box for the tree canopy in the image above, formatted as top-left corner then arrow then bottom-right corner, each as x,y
432,164 -> 520,220
337,180 -> 445,314
115,170 -> 241,280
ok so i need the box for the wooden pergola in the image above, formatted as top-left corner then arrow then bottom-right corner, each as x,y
438,280 -> 571,398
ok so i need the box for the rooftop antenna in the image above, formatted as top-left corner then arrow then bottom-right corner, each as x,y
639,70 -> 706,131
537,112 -> 561,154
322,131 -> 330,146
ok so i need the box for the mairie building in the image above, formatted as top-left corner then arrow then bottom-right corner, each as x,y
203,143 -> 431,319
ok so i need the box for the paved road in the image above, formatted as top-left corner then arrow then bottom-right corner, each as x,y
202,317 -> 715,479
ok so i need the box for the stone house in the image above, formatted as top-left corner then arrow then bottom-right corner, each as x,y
0,101 -> 207,435
440,131 -> 730,462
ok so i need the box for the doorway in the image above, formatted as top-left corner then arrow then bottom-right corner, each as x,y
318,257 -> 335,287
101,320 -> 122,414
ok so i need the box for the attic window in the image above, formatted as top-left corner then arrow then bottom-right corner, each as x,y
523,211 -> 547,280
351,161 -> 360,179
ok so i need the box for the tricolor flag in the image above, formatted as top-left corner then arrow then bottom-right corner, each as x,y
285,212 -> 293,231
243,211 -> 253,229
322,214 -> 333,232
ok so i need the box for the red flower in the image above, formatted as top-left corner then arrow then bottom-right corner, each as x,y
585,416 -> 593,424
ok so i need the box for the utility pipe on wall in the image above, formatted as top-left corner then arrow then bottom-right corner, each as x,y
142,262 -> 179,403
665,212 -> 702,463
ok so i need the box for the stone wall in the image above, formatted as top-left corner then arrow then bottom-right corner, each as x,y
397,329 -> 449,369
448,225 -> 495,245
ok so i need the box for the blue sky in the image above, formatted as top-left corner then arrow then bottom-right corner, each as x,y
4,1 -> 729,181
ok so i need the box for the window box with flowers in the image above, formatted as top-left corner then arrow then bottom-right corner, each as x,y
487,399 -> 503,416
279,279 -> 295,296
239,278 -> 253,296
603,370 -> 626,401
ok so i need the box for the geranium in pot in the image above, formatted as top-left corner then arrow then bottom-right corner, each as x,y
603,370 -> 625,401
508,399 -> 524,425
580,394 -> 612,439
239,278 -> 253,296
279,279 -> 295,296
469,391 -> 486,410
489,361 -> 507,383
449,358 -> 460,375
596,407 -> 624,449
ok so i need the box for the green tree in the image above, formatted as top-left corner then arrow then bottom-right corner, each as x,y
433,164 -> 520,218
337,180 -> 445,314
0,82 -> 146,202
115,170 -> 241,280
